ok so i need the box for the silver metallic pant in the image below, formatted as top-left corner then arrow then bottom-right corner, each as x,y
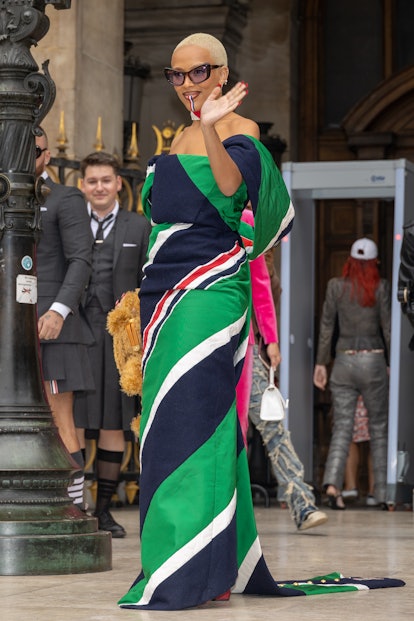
249,346 -> 317,527
322,351 -> 389,502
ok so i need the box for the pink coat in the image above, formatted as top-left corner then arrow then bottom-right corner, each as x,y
236,209 -> 279,444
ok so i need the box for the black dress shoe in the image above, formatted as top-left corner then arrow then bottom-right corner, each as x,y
94,510 -> 126,538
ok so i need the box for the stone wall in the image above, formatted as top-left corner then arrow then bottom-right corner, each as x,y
238,0 -> 297,161
31,0 -> 295,166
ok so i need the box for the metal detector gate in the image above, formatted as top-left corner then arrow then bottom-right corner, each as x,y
280,159 -> 414,504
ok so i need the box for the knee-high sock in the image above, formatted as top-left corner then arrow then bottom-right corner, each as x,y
94,447 -> 124,515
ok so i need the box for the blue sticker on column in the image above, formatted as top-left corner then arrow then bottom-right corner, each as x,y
21,255 -> 33,271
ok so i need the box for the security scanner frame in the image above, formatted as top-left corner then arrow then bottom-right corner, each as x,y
280,159 -> 414,505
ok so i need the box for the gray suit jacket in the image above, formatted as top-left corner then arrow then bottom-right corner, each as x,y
111,207 -> 151,302
37,177 -> 94,344
316,276 -> 391,365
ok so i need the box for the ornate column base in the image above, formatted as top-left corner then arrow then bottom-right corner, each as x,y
0,530 -> 111,576
0,418 -> 111,575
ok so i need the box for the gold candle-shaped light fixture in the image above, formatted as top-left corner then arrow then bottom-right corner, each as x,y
127,122 -> 139,161
56,110 -> 68,156
93,116 -> 105,151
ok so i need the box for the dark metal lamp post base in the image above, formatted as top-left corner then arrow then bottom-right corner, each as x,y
0,530 -> 111,576
0,419 -> 112,575
0,0 -> 112,575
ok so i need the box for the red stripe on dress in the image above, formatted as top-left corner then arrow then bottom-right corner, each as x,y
178,242 -> 242,289
240,235 -> 253,248
142,243 -> 243,353
142,289 -> 176,353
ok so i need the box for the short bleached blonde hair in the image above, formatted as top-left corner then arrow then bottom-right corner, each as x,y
173,33 -> 228,66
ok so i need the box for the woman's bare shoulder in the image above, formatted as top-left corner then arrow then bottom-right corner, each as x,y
219,113 -> 260,140
241,118 -> 261,139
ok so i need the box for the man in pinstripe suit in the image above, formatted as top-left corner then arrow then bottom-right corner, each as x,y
36,128 -> 94,510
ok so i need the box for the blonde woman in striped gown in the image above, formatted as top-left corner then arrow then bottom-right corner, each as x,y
118,33 -> 403,610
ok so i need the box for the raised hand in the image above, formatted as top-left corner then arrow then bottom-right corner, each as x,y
200,81 -> 248,126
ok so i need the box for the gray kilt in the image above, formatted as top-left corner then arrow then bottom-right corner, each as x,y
73,304 -> 139,431
41,342 -> 95,393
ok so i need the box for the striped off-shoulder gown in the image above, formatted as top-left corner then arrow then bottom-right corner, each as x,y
118,135 -> 403,610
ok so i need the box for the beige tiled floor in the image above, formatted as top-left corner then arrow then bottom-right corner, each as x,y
0,503 -> 411,621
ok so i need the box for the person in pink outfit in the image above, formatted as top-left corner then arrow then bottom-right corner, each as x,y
235,208 -> 280,445
237,209 -> 327,531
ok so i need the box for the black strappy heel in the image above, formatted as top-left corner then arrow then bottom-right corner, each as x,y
327,493 -> 346,510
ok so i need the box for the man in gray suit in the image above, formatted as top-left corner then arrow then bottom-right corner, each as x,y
74,151 -> 150,537
35,128 -> 94,510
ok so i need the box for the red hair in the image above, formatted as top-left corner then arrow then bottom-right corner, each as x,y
342,257 -> 380,307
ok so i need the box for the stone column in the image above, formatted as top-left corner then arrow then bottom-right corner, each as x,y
33,0 -> 124,160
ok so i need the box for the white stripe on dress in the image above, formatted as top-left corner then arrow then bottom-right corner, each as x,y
140,311 -> 247,458
232,536 -> 262,593
134,490 -> 238,606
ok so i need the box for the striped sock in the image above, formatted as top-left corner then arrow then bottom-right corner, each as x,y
68,450 -> 85,508
68,473 -> 85,506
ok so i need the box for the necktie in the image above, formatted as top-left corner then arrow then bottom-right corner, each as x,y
91,212 -> 114,242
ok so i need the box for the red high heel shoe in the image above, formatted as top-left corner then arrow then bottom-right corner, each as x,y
213,589 -> 231,601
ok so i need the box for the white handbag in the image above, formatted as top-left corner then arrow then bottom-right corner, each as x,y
259,367 -> 289,421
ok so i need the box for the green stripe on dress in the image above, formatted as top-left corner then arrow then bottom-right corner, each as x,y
141,283 -> 250,429
141,408 -> 237,569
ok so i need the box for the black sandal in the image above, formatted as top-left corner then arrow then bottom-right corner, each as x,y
327,493 -> 346,510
